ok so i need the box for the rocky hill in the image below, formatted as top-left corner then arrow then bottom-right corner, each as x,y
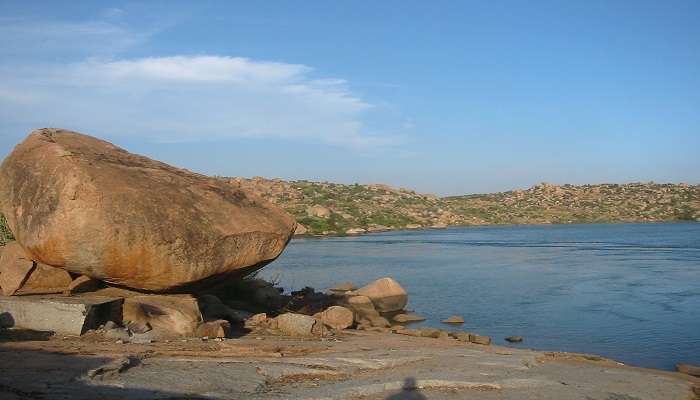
1,178 -> 697,241
225,178 -> 700,236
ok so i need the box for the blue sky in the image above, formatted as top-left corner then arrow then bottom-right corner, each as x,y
1,1 -> 698,195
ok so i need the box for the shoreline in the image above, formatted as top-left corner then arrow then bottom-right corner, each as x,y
293,219 -> 699,239
1,328 -> 698,399
3,218 -> 695,246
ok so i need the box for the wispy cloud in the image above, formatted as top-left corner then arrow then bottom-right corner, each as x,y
1,55 -> 399,147
0,10 -> 404,148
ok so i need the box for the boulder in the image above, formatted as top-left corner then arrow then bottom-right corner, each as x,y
441,316 -> 464,324
123,295 -> 202,338
344,295 -> 380,320
354,277 -> 408,313
0,241 -> 34,296
272,313 -> 324,336
505,336 -> 523,343
0,129 -> 296,291
16,262 -> 73,295
314,306 -> 354,330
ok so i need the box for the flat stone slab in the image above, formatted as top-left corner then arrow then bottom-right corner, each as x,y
0,295 -> 123,335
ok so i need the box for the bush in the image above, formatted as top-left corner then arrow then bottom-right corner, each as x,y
0,212 -> 13,246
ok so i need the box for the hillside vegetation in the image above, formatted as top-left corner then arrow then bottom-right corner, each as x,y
227,177 -> 700,236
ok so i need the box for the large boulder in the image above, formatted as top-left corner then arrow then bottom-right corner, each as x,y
0,129 -> 296,291
354,277 -> 408,313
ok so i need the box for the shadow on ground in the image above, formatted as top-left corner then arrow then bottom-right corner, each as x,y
0,339 -> 215,400
385,378 -> 428,400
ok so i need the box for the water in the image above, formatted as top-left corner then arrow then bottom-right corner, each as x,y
260,222 -> 700,370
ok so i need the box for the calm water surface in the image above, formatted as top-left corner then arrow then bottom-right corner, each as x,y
260,223 -> 700,370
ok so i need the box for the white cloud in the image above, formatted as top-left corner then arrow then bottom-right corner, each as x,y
0,55 -> 396,147
0,17 -> 149,57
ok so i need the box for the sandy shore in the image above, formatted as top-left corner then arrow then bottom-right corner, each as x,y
1,328 -> 698,399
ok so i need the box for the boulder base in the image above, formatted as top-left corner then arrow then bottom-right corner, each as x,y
0,129 -> 296,291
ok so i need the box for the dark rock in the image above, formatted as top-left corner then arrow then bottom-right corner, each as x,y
505,336 -> 523,343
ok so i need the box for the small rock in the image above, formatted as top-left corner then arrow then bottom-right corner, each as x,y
130,335 -> 153,344
505,336 -> 523,343
314,306 -> 354,330
436,330 -> 450,339
103,321 -> 118,331
392,312 -> 426,323
393,328 -> 423,337
127,321 -> 152,334
450,332 -> 470,342
196,320 -> 230,338
367,316 -> 391,328
419,328 -> 442,338
676,363 -> 700,377
470,334 -> 492,345
104,327 -> 130,341
441,316 -> 464,324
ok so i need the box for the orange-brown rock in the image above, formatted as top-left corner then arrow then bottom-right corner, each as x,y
0,129 -> 296,291
16,262 -> 73,295
123,295 -> 203,338
0,241 -> 34,296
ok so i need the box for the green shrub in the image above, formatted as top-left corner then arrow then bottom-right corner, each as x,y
0,212 -> 13,246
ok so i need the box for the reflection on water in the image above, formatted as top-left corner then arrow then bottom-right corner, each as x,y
260,222 -> 700,370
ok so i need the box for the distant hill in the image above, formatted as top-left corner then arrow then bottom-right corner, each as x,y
225,177 -> 700,236
2,179 -> 697,242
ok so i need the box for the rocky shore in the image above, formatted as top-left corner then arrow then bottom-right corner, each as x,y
1,129 -> 699,399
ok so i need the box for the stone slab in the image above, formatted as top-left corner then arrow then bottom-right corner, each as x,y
0,295 -> 123,335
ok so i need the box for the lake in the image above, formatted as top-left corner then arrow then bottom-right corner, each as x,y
260,222 -> 700,370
